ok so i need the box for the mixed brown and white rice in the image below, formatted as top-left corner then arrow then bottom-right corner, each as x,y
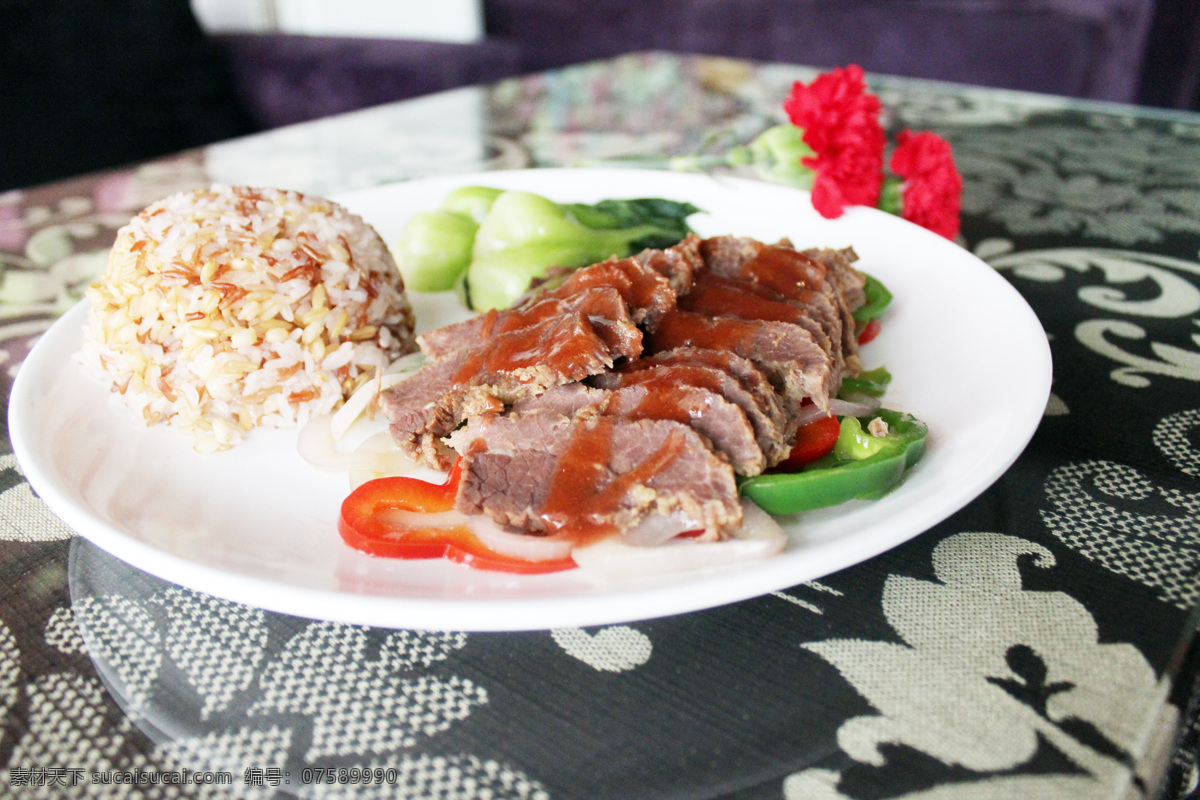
79,184 -> 416,453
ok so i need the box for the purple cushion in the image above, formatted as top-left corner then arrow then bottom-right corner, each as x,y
1137,0 -> 1200,108
484,0 -> 1157,103
211,35 -> 523,129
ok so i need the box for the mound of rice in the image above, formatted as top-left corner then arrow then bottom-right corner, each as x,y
80,184 -> 417,453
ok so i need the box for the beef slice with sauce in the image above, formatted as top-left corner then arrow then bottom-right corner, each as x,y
383,288 -> 643,469
449,410 -> 741,541
546,255 -> 679,330
633,232 -> 703,295
701,236 -> 866,369
416,284 -> 642,360
614,347 -> 796,467
681,270 -> 845,379
645,309 -> 838,412
513,378 -> 767,475
383,233 -> 869,539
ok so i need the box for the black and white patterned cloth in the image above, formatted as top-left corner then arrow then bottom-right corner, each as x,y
1,54 -> 1199,799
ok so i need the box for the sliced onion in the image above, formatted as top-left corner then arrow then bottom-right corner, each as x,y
572,499 -> 787,582
348,466 -> 382,489
298,413 -> 418,477
379,509 -> 469,528
384,351 -> 427,374
793,396 -> 881,427
375,505 -> 573,562
618,510 -> 701,547
298,412 -> 351,470
326,352 -> 426,441
737,498 -> 789,540
330,372 -> 405,440
829,396 -> 881,416
467,515 -> 576,562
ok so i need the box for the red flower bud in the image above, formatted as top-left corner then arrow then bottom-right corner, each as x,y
783,65 -> 886,218
890,129 -> 963,240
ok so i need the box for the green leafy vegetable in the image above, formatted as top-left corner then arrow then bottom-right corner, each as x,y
394,187 -> 505,292
395,211 -> 479,292
466,191 -> 700,310
394,185 -> 701,309
440,185 -> 504,224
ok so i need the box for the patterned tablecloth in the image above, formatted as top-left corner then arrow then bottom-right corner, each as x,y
2,53 -> 1200,799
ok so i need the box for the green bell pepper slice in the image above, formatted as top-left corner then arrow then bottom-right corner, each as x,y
837,366 -> 892,398
854,273 -> 892,323
739,408 -> 927,515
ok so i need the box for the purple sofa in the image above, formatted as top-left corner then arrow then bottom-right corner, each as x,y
484,0 -> 1157,103
0,0 -> 1190,191
212,35 -> 523,130
209,0 -> 1180,132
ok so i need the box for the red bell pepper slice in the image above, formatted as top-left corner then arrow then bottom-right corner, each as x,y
776,413 -> 842,470
338,460 -> 577,574
857,318 -> 882,345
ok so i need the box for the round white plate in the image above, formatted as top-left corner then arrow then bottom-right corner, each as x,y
9,169 -> 1051,631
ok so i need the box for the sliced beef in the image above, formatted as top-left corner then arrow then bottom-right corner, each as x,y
642,347 -> 787,427
383,355 -> 476,469
417,285 -> 641,360
514,378 -> 766,475
700,237 -> 866,354
636,346 -> 795,461
633,233 -> 702,295
593,357 -> 792,468
418,256 -> 675,359
546,256 -> 678,330
802,247 -> 867,368
701,236 -> 828,293
699,236 -> 862,368
679,272 -> 842,380
645,309 -> 838,412
805,246 -> 868,312
510,381 -> 603,417
451,410 -> 741,540
385,232 -> 869,540
383,288 -> 643,469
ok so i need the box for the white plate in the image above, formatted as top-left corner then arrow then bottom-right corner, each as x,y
9,169 -> 1051,631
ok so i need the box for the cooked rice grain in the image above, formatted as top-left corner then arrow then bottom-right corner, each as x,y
80,185 -> 417,453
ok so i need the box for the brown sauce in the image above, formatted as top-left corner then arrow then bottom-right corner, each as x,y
646,310 -> 756,354
555,257 -> 673,313
682,274 -> 811,324
609,374 -> 710,423
615,362 -> 726,398
536,418 -> 686,544
452,313 -> 602,386
738,246 -> 827,298
484,288 -> 634,350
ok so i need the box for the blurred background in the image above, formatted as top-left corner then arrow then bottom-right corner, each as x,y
1,0 -> 1197,192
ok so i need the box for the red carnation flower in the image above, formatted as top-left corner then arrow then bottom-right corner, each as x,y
782,64 -> 885,218
890,129 -> 962,239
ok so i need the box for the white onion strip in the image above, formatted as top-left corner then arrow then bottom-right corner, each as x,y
298,412 -> 418,477
330,351 -> 425,441
793,396 -> 881,427
571,499 -> 787,582
469,516 -> 575,562
299,351 -> 426,479
375,508 -> 575,562
618,510 -> 700,547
